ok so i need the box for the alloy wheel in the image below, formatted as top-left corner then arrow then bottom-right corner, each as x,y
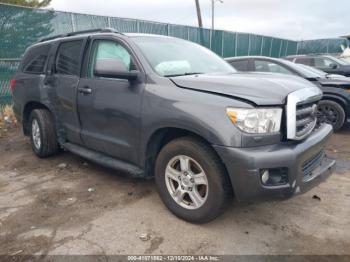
31,119 -> 41,150
165,155 -> 208,210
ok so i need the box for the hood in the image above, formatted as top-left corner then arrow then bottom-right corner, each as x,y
317,77 -> 350,88
335,64 -> 350,72
170,72 -> 316,105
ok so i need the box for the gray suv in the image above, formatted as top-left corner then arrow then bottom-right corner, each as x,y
11,29 -> 335,223
285,55 -> 350,77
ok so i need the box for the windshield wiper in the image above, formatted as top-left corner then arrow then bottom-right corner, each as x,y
164,72 -> 204,77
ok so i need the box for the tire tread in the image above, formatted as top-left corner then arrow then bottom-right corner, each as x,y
29,109 -> 59,158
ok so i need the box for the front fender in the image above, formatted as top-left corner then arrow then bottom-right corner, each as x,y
138,84 -> 253,168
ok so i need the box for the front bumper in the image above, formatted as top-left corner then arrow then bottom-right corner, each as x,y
214,124 -> 336,201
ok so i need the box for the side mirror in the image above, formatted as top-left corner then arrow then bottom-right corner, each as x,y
94,58 -> 139,80
329,63 -> 338,69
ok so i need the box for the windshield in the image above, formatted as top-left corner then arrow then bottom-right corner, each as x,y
132,36 -> 236,77
339,57 -> 350,63
296,64 -> 328,77
329,56 -> 349,65
281,59 -> 324,78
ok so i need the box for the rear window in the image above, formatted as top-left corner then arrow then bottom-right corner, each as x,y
55,40 -> 84,76
22,44 -> 51,74
229,60 -> 249,71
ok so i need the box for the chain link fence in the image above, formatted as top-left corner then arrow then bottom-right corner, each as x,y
297,38 -> 348,55
0,59 -> 20,106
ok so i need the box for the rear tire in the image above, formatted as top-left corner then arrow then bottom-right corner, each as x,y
29,109 -> 60,158
155,137 -> 232,223
317,100 -> 345,132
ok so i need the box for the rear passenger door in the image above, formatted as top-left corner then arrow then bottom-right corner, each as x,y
53,39 -> 86,144
76,37 -> 144,165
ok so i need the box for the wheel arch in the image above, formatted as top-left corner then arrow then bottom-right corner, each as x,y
22,101 -> 52,136
321,93 -> 348,114
143,127 -> 233,191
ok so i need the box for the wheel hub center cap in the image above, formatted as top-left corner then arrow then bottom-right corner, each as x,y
180,174 -> 194,189
182,177 -> 191,186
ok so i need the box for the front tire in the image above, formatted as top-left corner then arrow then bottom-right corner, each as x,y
317,100 -> 345,132
29,109 -> 60,158
155,137 -> 232,223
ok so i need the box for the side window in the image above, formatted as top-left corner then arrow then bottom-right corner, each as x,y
229,60 -> 249,71
314,57 -> 338,68
254,60 -> 294,75
22,44 -> 51,74
88,40 -> 134,78
56,40 -> 84,76
295,57 -> 312,66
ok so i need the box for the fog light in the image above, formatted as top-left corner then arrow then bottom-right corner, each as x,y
260,168 -> 289,186
261,170 -> 270,184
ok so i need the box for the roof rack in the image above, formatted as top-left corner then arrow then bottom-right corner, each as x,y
39,28 -> 122,42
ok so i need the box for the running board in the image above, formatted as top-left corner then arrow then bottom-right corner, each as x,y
62,143 -> 144,177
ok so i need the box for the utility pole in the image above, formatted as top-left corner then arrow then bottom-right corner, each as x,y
212,0 -> 223,30
195,0 -> 203,28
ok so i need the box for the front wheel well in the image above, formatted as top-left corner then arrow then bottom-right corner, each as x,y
144,127 -> 233,189
22,102 -> 50,135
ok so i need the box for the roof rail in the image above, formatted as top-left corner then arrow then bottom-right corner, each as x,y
39,28 -> 122,42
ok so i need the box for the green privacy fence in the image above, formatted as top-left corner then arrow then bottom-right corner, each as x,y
0,3 -> 298,59
0,3 -> 348,105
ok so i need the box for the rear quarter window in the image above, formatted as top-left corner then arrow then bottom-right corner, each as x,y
55,40 -> 84,76
21,44 -> 51,74
229,60 -> 249,71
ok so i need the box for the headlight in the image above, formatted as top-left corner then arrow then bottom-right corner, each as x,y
226,107 -> 282,134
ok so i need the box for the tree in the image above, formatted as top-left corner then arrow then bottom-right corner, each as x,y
0,2 -> 55,58
0,0 -> 51,8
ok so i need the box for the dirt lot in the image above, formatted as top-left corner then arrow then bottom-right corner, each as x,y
0,122 -> 349,256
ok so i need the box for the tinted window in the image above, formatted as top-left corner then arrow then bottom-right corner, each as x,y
229,60 -> 249,71
295,57 -> 313,66
56,40 -> 84,76
88,40 -> 134,78
22,44 -> 50,74
254,60 -> 294,75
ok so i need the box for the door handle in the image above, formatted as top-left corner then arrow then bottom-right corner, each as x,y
78,86 -> 92,95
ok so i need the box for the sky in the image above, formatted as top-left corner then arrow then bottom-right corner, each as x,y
48,0 -> 349,41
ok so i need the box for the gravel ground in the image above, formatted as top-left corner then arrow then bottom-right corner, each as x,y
0,123 -> 349,256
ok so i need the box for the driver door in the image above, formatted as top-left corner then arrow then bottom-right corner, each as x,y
77,37 -> 144,164
314,57 -> 339,73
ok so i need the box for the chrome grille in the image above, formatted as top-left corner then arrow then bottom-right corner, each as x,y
296,102 -> 318,138
286,86 -> 322,140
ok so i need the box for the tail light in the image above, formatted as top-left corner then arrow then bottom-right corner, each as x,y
10,79 -> 16,93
